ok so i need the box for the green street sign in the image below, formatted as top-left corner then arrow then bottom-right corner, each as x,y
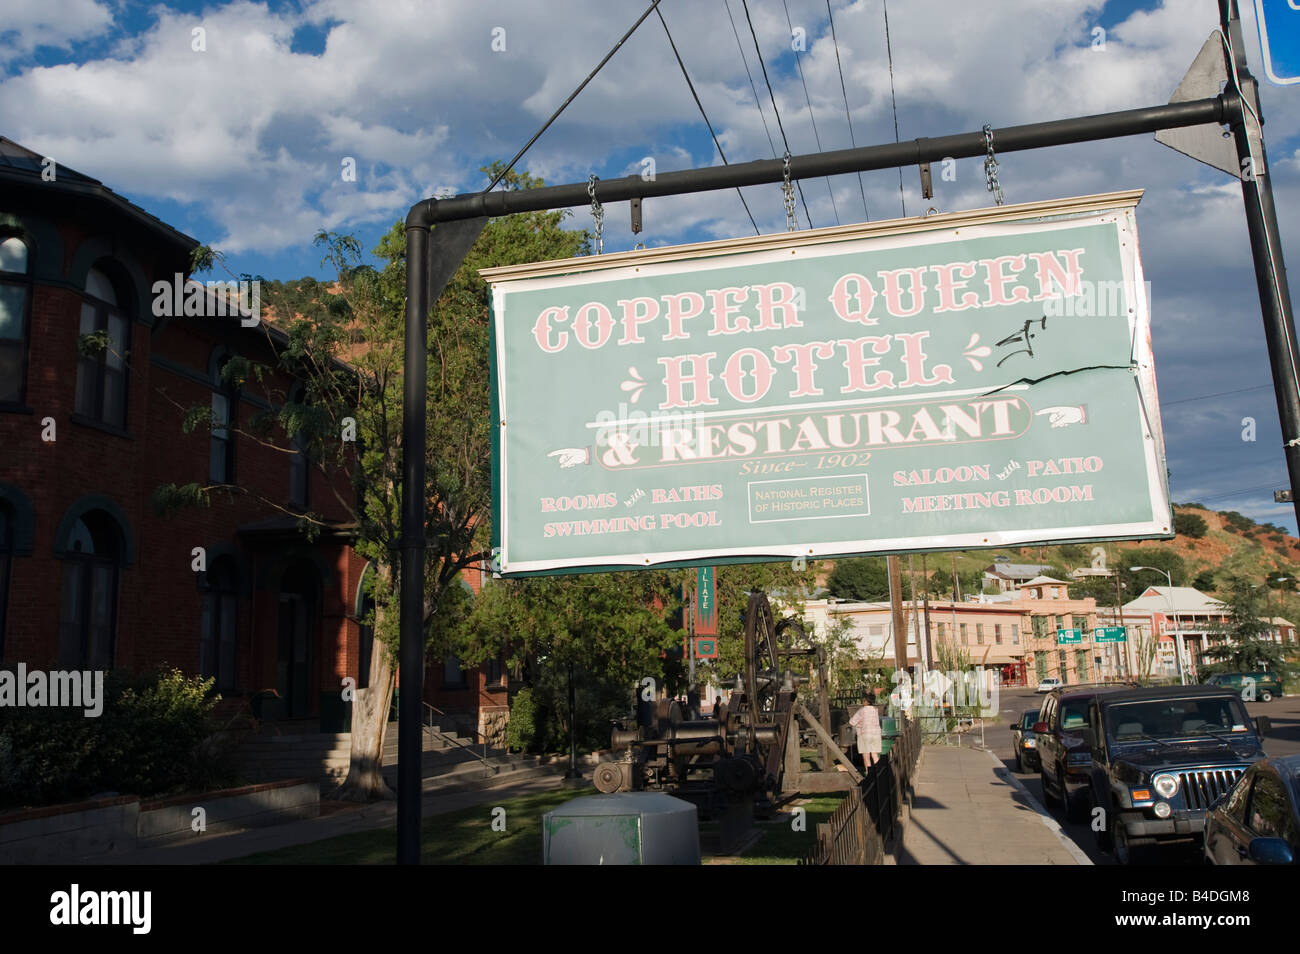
1094,625 -> 1127,643
484,193 -> 1172,576
1057,628 -> 1083,644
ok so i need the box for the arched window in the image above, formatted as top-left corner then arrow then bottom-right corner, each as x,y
200,556 -> 240,692
58,510 -> 123,669
0,234 -> 31,406
0,501 -> 12,657
288,383 -> 309,509
76,265 -> 131,428
210,354 -> 237,484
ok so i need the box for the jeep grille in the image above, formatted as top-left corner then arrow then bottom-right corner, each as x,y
1178,769 -> 1243,810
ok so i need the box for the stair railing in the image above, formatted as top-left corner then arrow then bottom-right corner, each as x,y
422,702 -> 493,768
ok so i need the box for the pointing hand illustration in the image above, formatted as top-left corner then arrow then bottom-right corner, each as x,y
1035,405 -> 1087,428
548,448 -> 591,467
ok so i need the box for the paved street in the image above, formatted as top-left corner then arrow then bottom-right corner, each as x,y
983,685 -> 1300,865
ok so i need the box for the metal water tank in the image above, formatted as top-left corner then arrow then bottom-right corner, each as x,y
542,793 -> 700,865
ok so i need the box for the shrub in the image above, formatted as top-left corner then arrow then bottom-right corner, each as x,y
1174,511 -> 1208,539
0,667 -> 223,809
505,688 -> 538,753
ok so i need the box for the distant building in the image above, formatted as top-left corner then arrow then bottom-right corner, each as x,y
983,563 -> 1056,593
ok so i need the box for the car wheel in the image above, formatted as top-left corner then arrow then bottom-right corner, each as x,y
1113,822 -> 1132,866
1062,770 -> 1089,823
1095,805 -> 1113,852
1260,690 -> 1273,703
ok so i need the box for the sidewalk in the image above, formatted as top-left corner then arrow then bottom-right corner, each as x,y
83,774 -> 569,865
899,744 -> 1090,865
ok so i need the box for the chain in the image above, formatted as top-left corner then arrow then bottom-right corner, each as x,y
782,152 -> 797,232
983,124 -> 1005,206
588,175 -> 604,254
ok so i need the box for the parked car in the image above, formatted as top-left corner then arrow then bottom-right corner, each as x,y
1204,755 -> 1300,865
1010,708 -> 1042,773
1036,678 -> 1063,694
1202,671 -> 1284,703
1084,685 -> 1270,864
1035,684 -> 1133,822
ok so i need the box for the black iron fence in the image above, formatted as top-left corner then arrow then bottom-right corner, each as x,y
800,714 -> 921,865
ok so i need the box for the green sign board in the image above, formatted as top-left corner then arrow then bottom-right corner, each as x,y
1094,626 -> 1127,643
1057,629 -> 1083,644
484,192 -> 1172,575
694,565 -> 716,635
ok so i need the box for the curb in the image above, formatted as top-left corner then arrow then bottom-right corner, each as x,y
984,748 -> 1093,865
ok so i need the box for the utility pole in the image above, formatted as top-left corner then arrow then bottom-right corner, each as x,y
888,555 -> 908,673
1115,551 -> 1128,679
1219,0 -> 1300,528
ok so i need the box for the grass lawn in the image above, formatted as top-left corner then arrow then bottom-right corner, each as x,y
227,787 -> 845,865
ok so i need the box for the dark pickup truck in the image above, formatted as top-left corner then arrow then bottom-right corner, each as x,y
1082,685 -> 1270,864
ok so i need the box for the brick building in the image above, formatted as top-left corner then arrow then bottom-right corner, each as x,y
0,137 -> 376,727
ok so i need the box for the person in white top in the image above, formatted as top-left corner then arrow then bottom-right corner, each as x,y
850,692 -> 883,767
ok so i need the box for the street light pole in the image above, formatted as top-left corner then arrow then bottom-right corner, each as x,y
1133,567 -> 1186,685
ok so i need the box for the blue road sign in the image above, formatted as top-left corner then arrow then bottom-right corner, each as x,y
1254,0 -> 1300,86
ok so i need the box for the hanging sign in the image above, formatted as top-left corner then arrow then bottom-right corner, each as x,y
694,637 -> 718,659
484,192 -> 1171,576
694,566 -> 717,635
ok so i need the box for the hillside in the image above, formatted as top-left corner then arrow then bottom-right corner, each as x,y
824,504 -> 1300,623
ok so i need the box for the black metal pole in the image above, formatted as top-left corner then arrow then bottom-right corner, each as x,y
567,662 -> 577,779
1219,0 -> 1300,529
397,224 -> 429,865
407,98 -> 1228,228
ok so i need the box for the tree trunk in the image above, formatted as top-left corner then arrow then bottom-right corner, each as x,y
335,610 -> 397,802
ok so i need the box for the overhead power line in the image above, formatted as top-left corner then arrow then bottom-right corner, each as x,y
483,0 -> 665,193
882,0 -> 905,217
722,0 -> 778,158
740,0 -> 814,229
655,6 -> 761,235
781,0 -> 839,226
1162,384 -> 1272,407
826,0 -> 868,221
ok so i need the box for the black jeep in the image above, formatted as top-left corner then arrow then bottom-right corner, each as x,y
1083,685 -> 1269,864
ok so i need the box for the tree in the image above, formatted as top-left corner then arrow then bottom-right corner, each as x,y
1203,578 -> 1291,675
1193,570 -> 1217,592
1174,511 -> 1208,539
156,165 -> 586,800
826,557 -> 890,602
453,571 -> 682,752
1118,548 -> 1187,590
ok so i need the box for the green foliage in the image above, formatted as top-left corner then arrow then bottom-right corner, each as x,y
1119,548 -> 1187,589
1174,510 -> 1208,539
0,668 -> 228,808
1193,570 -> 1217,591
150,482 -> 212,517
826,557 -> 890,602
1071,574 -> 1120,605
181,404 -> 213,434
1202,578 -> 1291,675
76,329 -> 109,358
505,688 -> 538,753
1221,511 -> 1255,534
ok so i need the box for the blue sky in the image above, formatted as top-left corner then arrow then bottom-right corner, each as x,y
3,0 -> 1300,533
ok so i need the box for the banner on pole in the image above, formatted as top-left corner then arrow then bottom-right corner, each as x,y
694,637 -> 718,659
694,566 -> 717,635
485,192 -> 1171,576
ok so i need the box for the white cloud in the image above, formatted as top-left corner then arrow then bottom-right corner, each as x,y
0,0 -> 112,66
